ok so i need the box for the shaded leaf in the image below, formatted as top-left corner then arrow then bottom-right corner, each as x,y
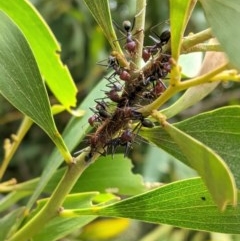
0,0 -> 77,109
32,193 -> 98,241
26,77 -> 108,209
0,208 -> 25,240
0,191 -> 31,213
10,154 -> 146,207
200,0 -> 240,69
0,11 -> 71,162
47,155 -> 146,196
69,178 -> 240,234
141,106 -> 240,190
162,120 -> 236,210
83,0 -> 122,52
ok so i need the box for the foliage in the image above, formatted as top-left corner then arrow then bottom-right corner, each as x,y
0,0 -> 240,240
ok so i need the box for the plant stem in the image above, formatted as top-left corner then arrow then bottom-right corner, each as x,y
178,63 -> 228,90
138,63 -> 229,116
132,0 -> 146,67
0,117 -> 33,180
181,28 -> 213,51
182,43 -> 222,53
9,151 -> 96,241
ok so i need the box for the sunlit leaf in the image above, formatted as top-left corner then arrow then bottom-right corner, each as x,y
68,178 -> 240,234
0,0 -> 77,109
200,0 -> 240,69
79,218 -> 130,241
169,0 -> 196,60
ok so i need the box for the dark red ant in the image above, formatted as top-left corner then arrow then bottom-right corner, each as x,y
122,20 -> 137,54
105,89 -> 122,103
113,19 -> 140,54
103,77 -> 123,103
88,114 -> 101,127
105,77 -> 123,92
108,53 -> 130,81
89,100 -> 111,125
142,79 -> 166,101
105,129 -> 134,157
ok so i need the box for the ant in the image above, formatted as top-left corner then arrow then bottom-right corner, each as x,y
142,21 -> 171,62
105,129 -> 134,157
107,53 -> 131,81
96,52 -> 130,81
88,100 -> 111,127
113,18 -> 142,54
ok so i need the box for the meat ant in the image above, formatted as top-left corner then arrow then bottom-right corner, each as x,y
107,52 -> 131,81
104,114 -> 154,158
142,21 -> 171,62
104,129 -> 134,157
113,18 -> 142,55
88,100 -> 112,127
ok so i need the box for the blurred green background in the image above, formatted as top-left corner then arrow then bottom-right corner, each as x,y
1,1 -> 240,240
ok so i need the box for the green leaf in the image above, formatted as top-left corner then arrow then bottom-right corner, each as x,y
0,0 -> 77,109
0,11 -> 71,162
141,106 -> 240,206
169,0 -> 196,61
32,193 -> 98,241
45,155 -> 145,196
26,77 -> 108,209
0,191 -> 31,213
9,154 -> 146,208
200,0 -> 240,69
65,178 -> 240,234
0,208 -> 25,240
83,0 -> 122,53
162,120 -> 236,210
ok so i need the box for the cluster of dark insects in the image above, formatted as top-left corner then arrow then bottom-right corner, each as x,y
82,19 -> 171,160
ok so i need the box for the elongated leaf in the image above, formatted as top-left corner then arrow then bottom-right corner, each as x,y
0,191 -> 31,213
26,77 -> 108,209
0,11 -> 71,162
169,0 -> 196,61
141,106 -> 240,207
32,193 -> 98,241
162,120 -> 236,210
200,0 -> 240,69
45,155 -> 146,196
83,0 -> 122,52
0,0 -> 77,109
2,155 -> 145,211
141,106 -> 240,187
0,208 -> 25,240
64,178 -> 240,234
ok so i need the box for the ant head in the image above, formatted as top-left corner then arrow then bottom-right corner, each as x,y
160,30 -> 171,44
108,55 -> 118,67
123,20 -> 132,32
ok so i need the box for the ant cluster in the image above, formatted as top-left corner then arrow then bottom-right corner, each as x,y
85,20 -> 171,160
